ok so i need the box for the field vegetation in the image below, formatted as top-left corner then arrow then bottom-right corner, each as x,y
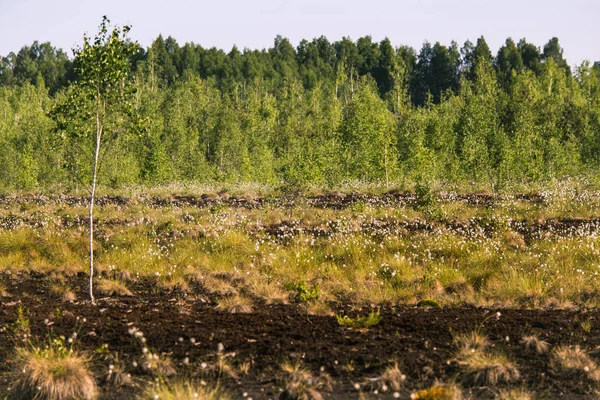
1,184 -> 600,398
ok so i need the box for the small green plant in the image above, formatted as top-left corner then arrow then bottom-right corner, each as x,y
12,306 -> 31,340
336,309 -> 381,328
417,298 -> 441,308
581,319 -> 592,333
285,281 -> 320,303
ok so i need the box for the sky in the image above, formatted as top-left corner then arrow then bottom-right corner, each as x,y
0,0 -> 599,66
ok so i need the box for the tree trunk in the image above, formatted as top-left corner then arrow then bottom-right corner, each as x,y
89,96 -> 103,303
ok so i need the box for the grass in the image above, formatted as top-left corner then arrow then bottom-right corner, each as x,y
216,294 -> 254,314
553,345 -> 600,381
411,384 -> 462,400
3,186 -> 600,307
521,334 -> 549,354
336,309 -> 381,328
4,185 -> 600,397
379,362 -> 405,391
453,330 -> 490,359
459,350 -> 520,385
9,339 -> 97,400
137,380 -> 230,400
278,361 -> 332,400
496,388 -> 535,400
96,278 -> 133,296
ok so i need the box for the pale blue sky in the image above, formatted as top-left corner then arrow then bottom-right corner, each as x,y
1,0 -> 598,65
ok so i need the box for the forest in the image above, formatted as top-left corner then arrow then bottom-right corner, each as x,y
0,33 -> 598,190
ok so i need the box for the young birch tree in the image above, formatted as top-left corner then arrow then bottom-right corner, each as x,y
52,17 -> 139,303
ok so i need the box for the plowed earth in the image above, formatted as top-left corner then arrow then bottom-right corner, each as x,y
0,274 -> 599,399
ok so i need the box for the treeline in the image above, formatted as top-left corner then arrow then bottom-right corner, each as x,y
1,34 -> 600,190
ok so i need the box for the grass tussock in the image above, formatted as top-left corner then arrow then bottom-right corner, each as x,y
553,345 -> 600,381
97,278 -> 133,296
200,275 -> 237,296
250,280 -> 290,304
453,330 -> 489,358
137,380 -> 230,400
521,334 -> 549,354
336,309 -> 381,328
278,361 -> 332,400
306,301 -> 333,316
379,362 -> 405,391
496,388 -> 535,400
49,282 -> 76,302
141,351 -> 177,378
0,281 -> 10,297
9,342 -> 97,400
216,294 -> 253,314
460,350 -> 520,385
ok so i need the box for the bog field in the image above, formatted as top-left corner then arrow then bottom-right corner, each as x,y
2,184 -> 600,399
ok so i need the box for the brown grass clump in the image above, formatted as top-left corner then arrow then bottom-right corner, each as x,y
278,362 -> 332,400
521,334 -> 549,354
0,282 -> 9,297
201,274 -> 237,296
306,301 -> 333,316
9,343 -> 97,400
158,275 -> 191,293
137,380 -> 230,400
250,280 -> 290,304
453,330 -> 489,359
97,278 -> 133,296
49,282 -> 75,302
553,345 -> 600,381
496,388 -> 535,400
216,294 -> 253,314
460,350 -> 520,385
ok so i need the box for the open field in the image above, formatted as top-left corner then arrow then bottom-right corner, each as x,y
3,186 -> 600,398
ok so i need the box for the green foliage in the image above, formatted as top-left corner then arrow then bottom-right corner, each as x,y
285,281 -> 320,303
417,299 -> 441,308
11,306 -> 31,339
0,31 -> 596,189
336,309 -> 381,328
414,182 -> 436,210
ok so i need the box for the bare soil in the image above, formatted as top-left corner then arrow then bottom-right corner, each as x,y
1,273 -> 599,399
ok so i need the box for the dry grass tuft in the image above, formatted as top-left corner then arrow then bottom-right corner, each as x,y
201,275 -> 238,296
216,294 -> 253,314
49,282 -> 76,302
521,334 -> 549,354
0,282 -> 9,297
250,280 -> 290,304
306,301 -> 333,316
97,278 -> 133,296
278,362 -> 332,400
379,362 -> 405,391
460,350 -> 520,385
137,380 -> 230,400
554,345 -> 600,381
158,275 -> 191,293
496,388 -> 535,400
9,343 -> 97,400
454,330 -> 489,359
141,351 -> 177,378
